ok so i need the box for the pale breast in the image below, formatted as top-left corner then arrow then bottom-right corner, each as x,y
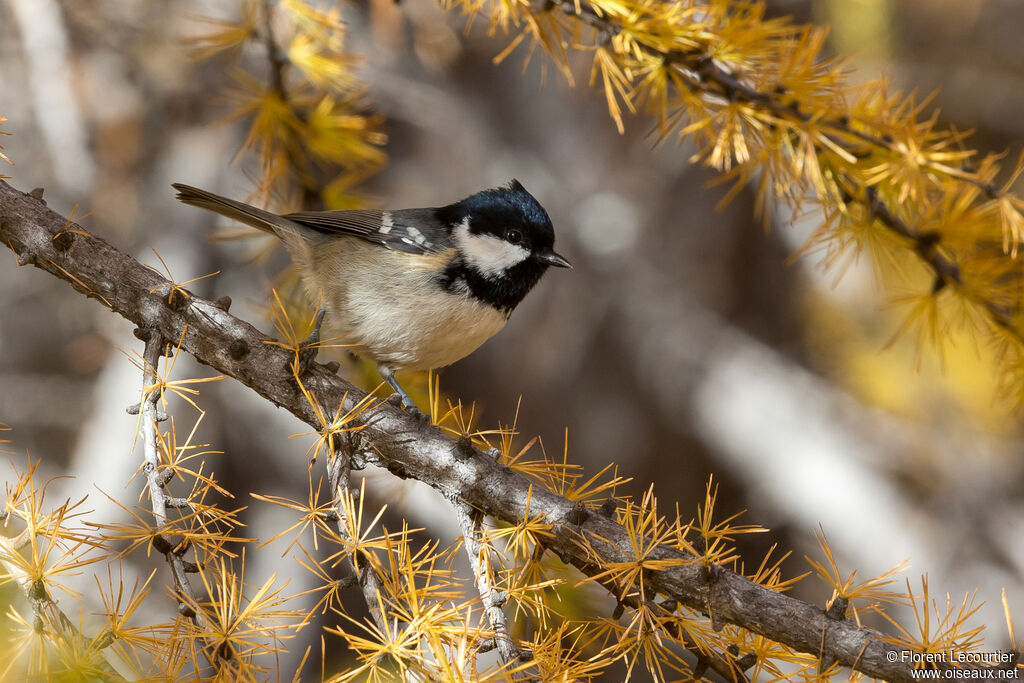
304,240 -> 508,371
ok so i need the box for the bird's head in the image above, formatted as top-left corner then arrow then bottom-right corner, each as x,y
445,179 -> 571,279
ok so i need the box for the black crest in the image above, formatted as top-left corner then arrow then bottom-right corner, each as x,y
437,179 -> 555,250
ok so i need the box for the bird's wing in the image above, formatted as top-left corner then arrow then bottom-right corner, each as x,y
282,208 -> 453,255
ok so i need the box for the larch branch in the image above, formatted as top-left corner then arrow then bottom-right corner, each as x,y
542,0 -> 1023,345
2,180 -> 1011,683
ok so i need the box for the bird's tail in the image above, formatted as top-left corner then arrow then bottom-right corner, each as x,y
172,183 -> 287,236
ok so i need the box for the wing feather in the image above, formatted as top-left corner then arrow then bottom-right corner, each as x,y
283,209 -> 383,235
282,208 -> 453,255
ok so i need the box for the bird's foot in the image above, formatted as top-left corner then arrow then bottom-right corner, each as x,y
380,364 -> 431,425
385,392 -> 431,425
296,309 -> 327,376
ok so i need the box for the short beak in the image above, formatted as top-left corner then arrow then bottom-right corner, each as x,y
538,250 -> 573,269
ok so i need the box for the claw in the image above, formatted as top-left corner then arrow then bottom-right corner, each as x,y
406,404 -> 431,425
379,364 -> 431,424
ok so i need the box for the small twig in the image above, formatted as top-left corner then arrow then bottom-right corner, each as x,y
326,440 -> 389,635
136,334 -> 227,670
10,527 -> 32,552
139,336 -> 168,525
138,336 -> 200,607
448,495 -> 531,677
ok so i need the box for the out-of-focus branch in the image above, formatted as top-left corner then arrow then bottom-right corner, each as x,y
7,0 -> 94,192
0,535 -> 124,681
2,180 -> 1013,683
260,0 -> 287,100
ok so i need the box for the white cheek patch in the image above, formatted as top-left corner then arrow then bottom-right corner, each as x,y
453,218 -> 530,277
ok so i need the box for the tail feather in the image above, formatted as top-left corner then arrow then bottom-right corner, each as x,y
172,183 -> 285,236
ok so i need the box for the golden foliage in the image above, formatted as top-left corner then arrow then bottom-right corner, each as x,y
186,0 -> 386,209
879,576 -> 986,663
440,0 -> 1024,403
2,0 -> 1015,679
806,525 -> 907,625
0,360 -> 1010,680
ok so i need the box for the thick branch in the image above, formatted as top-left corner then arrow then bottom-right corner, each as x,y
2,180 -> 1010,682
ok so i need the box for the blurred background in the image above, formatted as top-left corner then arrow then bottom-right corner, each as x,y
1,0 -> 1022,677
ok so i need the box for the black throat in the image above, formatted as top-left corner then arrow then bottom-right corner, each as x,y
437,256 -> 549,315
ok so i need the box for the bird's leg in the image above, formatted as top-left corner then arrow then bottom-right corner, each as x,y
378,364 -> 428,423
297,308 -> 327,376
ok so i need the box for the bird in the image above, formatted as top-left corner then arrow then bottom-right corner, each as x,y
172,180 -> 571,417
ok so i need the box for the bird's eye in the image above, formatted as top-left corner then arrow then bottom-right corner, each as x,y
506,229 -> 523,244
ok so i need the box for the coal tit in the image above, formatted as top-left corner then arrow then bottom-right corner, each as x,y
173,180 -> 571,414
